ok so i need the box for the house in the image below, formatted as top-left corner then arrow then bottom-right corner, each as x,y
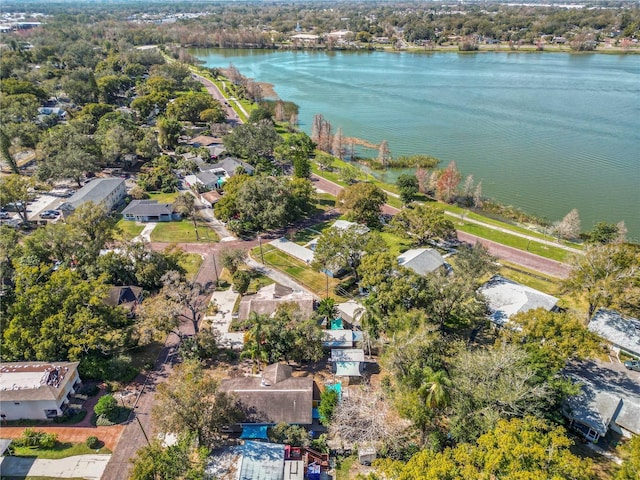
479,275 -> 558,327
209,156 -> 255,177
104,285 -> 143,316
269,238 -> 315,265
397,248 -> 446,276
331,219 -> 369,234
207,441 -> 286,480
588,309 -> 640,358
291,33 -> 320,46
187,135 -> 222,148
121,200 -> 181,222
37,107 -> 67,119
184,170 -> 222,191
238,284 -> 315,322
562,361 -> 640,441
0,362 -> 81,421
199,190 -> 223,208
220,363 -> 315,436
331,349 -> 366,377
58,178 -> 126,216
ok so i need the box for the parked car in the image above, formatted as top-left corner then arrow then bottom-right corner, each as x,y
39,210 -> 59,219
0,211 -> 10,219
624,360 -> 640,372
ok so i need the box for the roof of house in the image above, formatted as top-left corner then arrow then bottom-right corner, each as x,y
331,349 -> 365,363
121,199 -> 174,217
588,309 -> 640,357
59,178 -> 124,211
479,275 -> 559,326
0,362 -> 79,402
331,220 -> 369,234
238,284 -> 314,322
322,330 -> 354,348
269,237 -> 314,264
188,135 -> 222,147
397,248 -> 445,276
210,156 -> 255,176
563,361 -> 640,437
201,190 -> 223,204
104,285 -> 143,308
220,363 -> 314,425
196,170 -> 221,186
336,300 -> 365,324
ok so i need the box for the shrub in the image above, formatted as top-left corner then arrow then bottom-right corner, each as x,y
94,394 -> 117,419
86,436 -> 100,449
96,414 -> 116,426
232,270 -> 251,294
39,433 -> 57,449
80,384 -> 100,396
18,429 -> 58,448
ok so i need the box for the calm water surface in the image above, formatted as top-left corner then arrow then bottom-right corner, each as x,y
192,49 -> 640,240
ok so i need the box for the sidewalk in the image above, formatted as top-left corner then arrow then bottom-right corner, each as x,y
207,288 -> 244,349
0,454 -> 111,480
133,222 -> 156,242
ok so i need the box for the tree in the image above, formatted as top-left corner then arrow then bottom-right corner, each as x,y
336,183 -> 387,228
318,388 -> 339,426
564,243 -> 640,321
0,128 -> 19,174
316,152 -> 335,171
241,312 -> 270,371
99,125 -> 136,165
173,193 -> 203,240
219,248 -> 247,274
268,423 -> 311,447
3,266 -> 126,361
332,127 -> 344,159
386,417 -> 595,480
452,242 -> 497,284
390,203 -> 456,245
200,104 -> 227,125
339,164 -> 361,184
588,221 -> 620,244
329,384 -> 410,448
435,161 -> 461,203
232,270 -> 251,294
316,297 -> 337,321
449,344 -> 553,443
94,394 -> 117,419
473,180 -> 483,208
0,174 -> 33,224
156,116 -> 183,149
167,91 -> 220,123
66,202 -> 118,267
616,435 -> 640,480
311,114 -> 332,153
160,271 -> 208,335
378,139 -> 391,166
152,360 -> 241,449
274,133 -> 315,178
223,119 -> 281,164
555,208 -> 581,240
396,174 -> 419,205
312,225 -> 386,283
130,434 -> 208,480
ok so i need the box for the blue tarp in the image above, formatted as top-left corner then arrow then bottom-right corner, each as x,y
312,408 -> 320,419
240,424 -> 269,440
330,318 -> 344,330
326,382 -> 342,400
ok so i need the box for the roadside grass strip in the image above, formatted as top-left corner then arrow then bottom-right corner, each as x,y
12,442 -> 111,459
180,252 -> 204,281
252,245 -> 348,300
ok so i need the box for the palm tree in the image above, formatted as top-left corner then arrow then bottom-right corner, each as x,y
419,368 -> 452,411
240,312 -> 269,372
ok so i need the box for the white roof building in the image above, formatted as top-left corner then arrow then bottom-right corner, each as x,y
479,275 -> 558,326
397,248 -> 445,276
588,309 -> 640,358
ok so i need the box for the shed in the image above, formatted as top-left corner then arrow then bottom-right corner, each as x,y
358,445 -> 377,465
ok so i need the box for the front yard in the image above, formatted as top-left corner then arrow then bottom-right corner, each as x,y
150,220 -> 219,243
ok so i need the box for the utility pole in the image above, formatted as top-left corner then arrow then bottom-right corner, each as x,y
258,235 -> 265,264
212,252 -> 219,288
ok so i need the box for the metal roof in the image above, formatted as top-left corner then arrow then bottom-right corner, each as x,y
588,309 -> 640,357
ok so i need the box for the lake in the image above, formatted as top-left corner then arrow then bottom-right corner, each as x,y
192,48 -> 640,241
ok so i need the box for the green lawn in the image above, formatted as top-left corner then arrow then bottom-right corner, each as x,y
12,442 -> 111,459
456,221 -> 570,262
246,270 -> 275,294
180,252 -> 204,281
379,230 -> 414,257
115,219 -> 144,241
150,220 -> 219,243
148,191 -> 180,203
253,245 -> 347,300
335,456 -> 357,480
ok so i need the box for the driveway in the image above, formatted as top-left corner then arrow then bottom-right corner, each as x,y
208,287 -> 244,349
0,454 -> 110,480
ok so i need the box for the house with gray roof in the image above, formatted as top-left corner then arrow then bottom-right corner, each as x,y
331,349 -> 366,377
219,363 -> 315,437
58,178 -> 125,216
208,156 -> 255,177
588,309 -> 640,358
121,200 -> 181,222
0,362 -> 81,420
207,441 -> 286,480
184,170 -> 222,191
479,275 -> 559,327
397,248 -> 446,276
238,283 -> 314,322
563,361 -> 640,441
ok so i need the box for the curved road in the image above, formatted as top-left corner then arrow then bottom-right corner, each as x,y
312,174 -> 571,279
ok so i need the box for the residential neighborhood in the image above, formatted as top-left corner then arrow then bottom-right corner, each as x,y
1,3 -> 639,480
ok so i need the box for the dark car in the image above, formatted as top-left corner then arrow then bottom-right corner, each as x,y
39,210 -> 59,219
624,360 -> 640,372
0,211 -> 10,219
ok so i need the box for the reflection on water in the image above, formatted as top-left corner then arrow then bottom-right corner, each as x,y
192,49 -> 640,240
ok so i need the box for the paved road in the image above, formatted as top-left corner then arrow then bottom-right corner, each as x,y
312,174 -> 571,279
193,73 -> 244,124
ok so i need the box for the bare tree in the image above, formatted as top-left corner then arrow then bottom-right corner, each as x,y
161,271 -> 208,335
615,221 -> 628,244
274,100 -> 286,122
378,140 -> 391,166
332,127 -> 344,159
554,208 -> 581,241
329,383 -> 410,448
462,174 -> 474,202
473,181 -> 483,208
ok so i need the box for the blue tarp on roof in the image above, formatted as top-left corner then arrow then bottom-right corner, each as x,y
330,318 -> 344,330
326,382 -> 342,400
312,407 -> 320,419
240,424 -> 269,440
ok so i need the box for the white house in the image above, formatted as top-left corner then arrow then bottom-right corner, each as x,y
397,248 -> 446,276
588,309 -> 640,358
0,362 -> 81,421
479,275 -> 558,327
